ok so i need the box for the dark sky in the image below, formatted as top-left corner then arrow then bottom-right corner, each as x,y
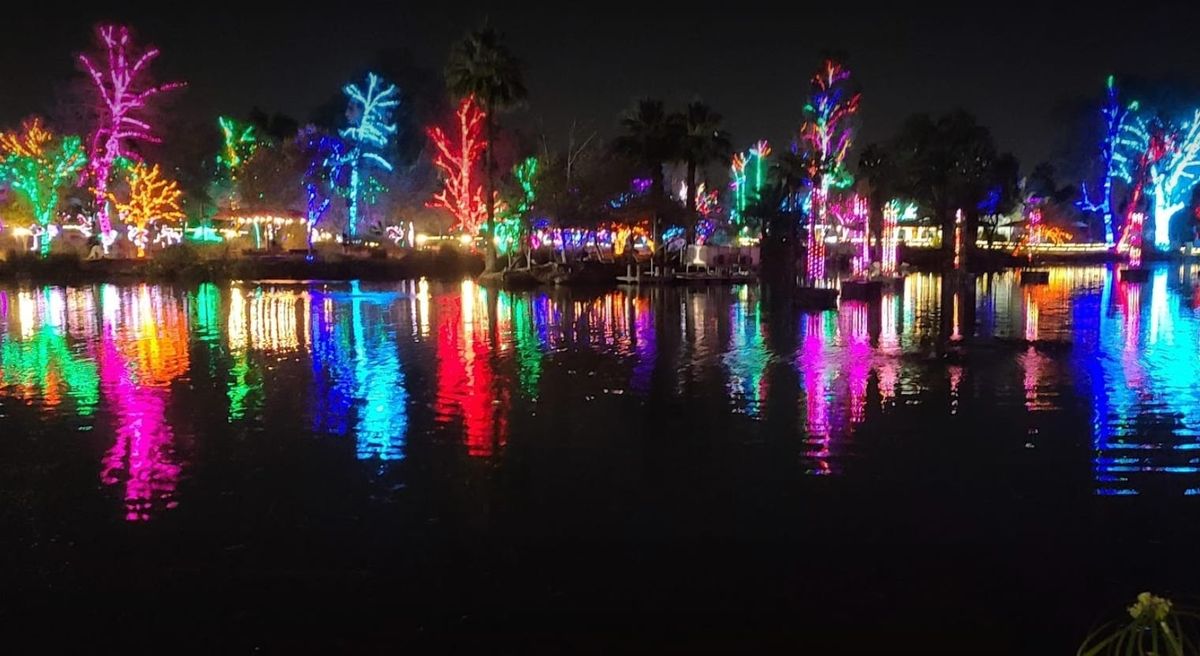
5,2 -> 1200,170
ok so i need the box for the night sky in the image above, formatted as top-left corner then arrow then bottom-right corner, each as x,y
4,2 -> 1200,170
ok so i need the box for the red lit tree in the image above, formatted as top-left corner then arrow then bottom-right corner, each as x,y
427,96 -> 487,235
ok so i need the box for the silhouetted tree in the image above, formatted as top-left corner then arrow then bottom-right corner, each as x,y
676,100 -> 731,220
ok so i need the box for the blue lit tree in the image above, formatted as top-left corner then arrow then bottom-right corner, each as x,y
1078,76 -> 1139,246
297,126 -> 346,253
337,73 -> 399,237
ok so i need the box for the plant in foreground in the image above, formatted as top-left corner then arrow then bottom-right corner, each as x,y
1078,592 -> 1200,656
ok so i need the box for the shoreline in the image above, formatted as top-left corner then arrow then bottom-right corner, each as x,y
0,246 -> 1150,288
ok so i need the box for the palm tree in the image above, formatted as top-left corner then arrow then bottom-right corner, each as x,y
678,101 -> 731,218
612,99 -> 683,253
858,143 -> 899,254
446,26 -> 528,271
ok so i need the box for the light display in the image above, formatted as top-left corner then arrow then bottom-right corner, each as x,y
1149,111 -> 1200,249
0,121 -> 87,256
111,162 -> 184,257
800,60 -> 860,190
1116,116 -> 1173,254
953,209 -> 964,270
799,59 -> 861,280
214,116 -> 258,214
494,156 -> 539,255
79,25 -> 184,239
831,194 -> 870,275
1127,211 -> 1145,267
1078,76 -> 1138,246
881,200 -> 915,275
217,116 -> 258,175
299,128 -> 345,251
336,73 -> 398,237
729,140 -> 770,227
0,117 -> 53,158
428,96 -> 487,235
807,187 -> 828,279
1027,206 -> 1043,245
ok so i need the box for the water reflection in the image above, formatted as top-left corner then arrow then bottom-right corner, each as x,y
97,285 -> 189,522
5,266 -> 1200,523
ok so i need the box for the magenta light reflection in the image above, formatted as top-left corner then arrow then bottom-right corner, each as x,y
800,313 -> 832,475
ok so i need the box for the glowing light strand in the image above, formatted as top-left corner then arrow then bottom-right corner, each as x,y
335,73 -> 398,238
1078,76 -> 1138,246
299,128 -> 346,252
111,162 -> 184,257
799,60 -> 861,280
79,25 -> 184,238
427,96 -> 488,235
1150,111 -> 1200,249
0,121 -> 87,256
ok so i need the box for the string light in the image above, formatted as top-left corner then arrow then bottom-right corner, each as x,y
427,96 -> 488,235
336,73 -> 398,237
299,127 -> 345,252
111,162 -> 184,257
0,121 -> 87,256
79,25 -> 184,240
1078,76 -> 1138,246
1149,111 -> 1200,249
799,59 -> 861,281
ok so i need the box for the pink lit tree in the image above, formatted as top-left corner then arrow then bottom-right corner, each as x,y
78,25 -> 184,242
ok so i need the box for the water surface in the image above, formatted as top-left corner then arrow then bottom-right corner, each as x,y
3,267 -> 1200,652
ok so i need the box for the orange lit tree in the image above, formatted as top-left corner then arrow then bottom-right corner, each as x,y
111,162 -> 183,257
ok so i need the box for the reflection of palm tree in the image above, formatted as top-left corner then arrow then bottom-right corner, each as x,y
678,101 -> 731,220
613,99 -> 682,254
446,27 -> 528,271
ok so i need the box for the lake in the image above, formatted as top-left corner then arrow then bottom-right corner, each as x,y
3,267 -> 1200,653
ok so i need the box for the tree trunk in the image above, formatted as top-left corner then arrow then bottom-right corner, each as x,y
761,213 -> 797,286
484,107 -> 497,272
652,162 -> 665,266
686,160 -> 697,211
869,193 -> 884,263
964,207 -> 980,271
685,158 -> 699,247
938,203 -> 954,265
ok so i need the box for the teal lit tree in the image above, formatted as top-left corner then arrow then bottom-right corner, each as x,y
336,73 -> 399,238
1149,112 -> 1200,249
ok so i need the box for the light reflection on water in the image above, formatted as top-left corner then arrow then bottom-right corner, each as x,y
3,265 -> 1200,521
